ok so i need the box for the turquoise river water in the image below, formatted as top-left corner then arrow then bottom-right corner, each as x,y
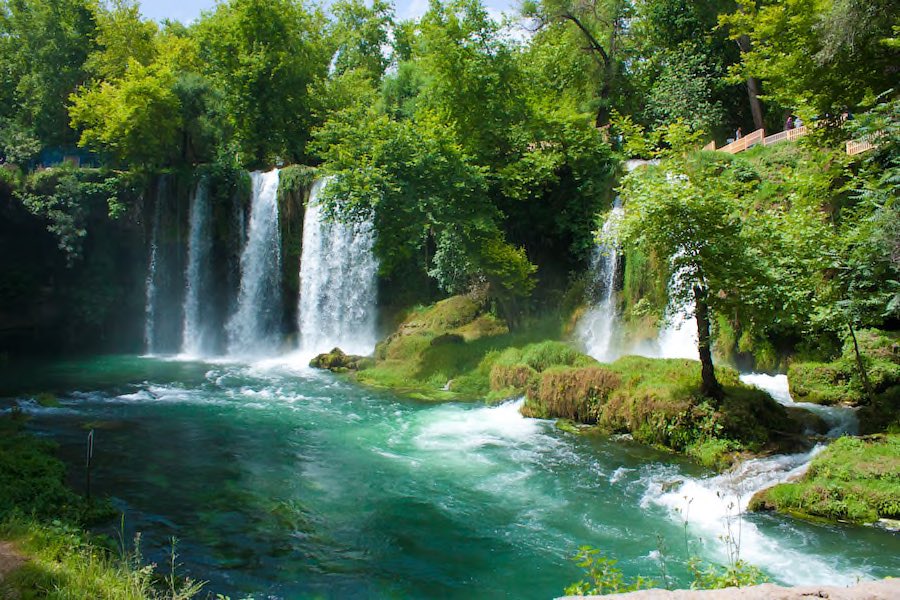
2,355 -> 898,599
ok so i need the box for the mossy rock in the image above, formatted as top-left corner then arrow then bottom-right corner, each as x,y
310,348 -> 369,372
34,393 -> 59,407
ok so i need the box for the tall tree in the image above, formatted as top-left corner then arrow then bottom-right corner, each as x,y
522,0 -> 631,127
0,0 -> 96,147
619,148 -> 760,402
194,0 -> 330,166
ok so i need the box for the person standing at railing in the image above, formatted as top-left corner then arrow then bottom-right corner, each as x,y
785,115 -> 794,131
735,127 -> 743,140
794,115 -> 803,128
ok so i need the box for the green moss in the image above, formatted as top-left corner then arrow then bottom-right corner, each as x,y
34,393 -> 59,407
749,434 -> 900,524
521,356 -> 798,467
788,361 -> 856,405
788,330 -> 900,426
356,295 -> 566,401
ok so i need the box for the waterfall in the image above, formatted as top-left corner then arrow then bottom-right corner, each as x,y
298,178 -> 378,356
144,178 -> 165,354
655,257 -> 700,359
181,180 -> 213,357
226,169 -> 283,357
577,198 -> 624,361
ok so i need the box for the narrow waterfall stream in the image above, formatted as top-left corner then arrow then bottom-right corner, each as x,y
227,169 -> 283,357
297,178 -> 378,356
181,180 -> 213,357
577,198 -> 624,361
655,270 -> 699,360
143,179 -> 164,354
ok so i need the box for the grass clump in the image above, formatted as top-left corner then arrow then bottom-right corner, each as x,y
1,516 -> 204,600
0,416 -> 207,599
749,434 -> 900,524
788,329 -> 900,432
522,356 -> 799,468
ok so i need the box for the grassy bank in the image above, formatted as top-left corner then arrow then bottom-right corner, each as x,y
334,295 -> 800,468
788,330 -> 900,433
749,435 -> 900,524
0,415 -> 205,599
518,356 -> 801,468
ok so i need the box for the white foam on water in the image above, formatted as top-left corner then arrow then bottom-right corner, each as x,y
740,373 -> 858,436
642,446 -> 873,586
413,399 -> 547,453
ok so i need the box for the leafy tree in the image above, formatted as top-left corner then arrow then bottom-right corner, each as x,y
69,33 -> 199,167
416,0 -> 527,164
721,0 -> 899,116
522,0 -> 631,127
619,150 -> 761,401
0,0 -> 97,146
194,0 -> 330,166
329,0 -> 393,82
84,0 -> 157,80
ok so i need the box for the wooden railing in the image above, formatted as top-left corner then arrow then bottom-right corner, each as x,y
846,135 -> 877,156
717,128 -> 765,154
763,125 -> 807,146
703,124 -> 877,157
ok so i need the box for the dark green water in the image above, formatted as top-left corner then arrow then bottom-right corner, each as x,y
3,355 -> 898,599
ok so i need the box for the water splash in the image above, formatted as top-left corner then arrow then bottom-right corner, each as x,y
577,199 -> 624,361
297,178 -> 378,356
227,169 -> 283,357
181,180 -> 213,357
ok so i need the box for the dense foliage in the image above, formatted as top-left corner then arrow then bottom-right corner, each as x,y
0,0 -> 896,369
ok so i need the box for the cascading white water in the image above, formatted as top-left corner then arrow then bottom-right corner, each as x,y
144,178 -> 165,354
644,442 -> 868,586
655,258 -> 700,359
740,373 -> 858,437
577,199 -> 624,361
181,180 -> 213,357
641,375 -> 862,586
298,178 -> 378,356
226,169 -> 283,357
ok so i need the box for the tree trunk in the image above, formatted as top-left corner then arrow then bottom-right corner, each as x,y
847,322 -> 875,403
694,285 -> 723,404
736,35 -> 765,131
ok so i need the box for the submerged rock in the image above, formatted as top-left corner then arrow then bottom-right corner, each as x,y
310,347 -> 370,372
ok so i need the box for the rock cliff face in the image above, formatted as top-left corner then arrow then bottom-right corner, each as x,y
558,579 -> 899,600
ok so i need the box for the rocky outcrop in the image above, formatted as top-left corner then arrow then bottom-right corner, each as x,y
558,578 -> 900,600
310,347 -> 371,372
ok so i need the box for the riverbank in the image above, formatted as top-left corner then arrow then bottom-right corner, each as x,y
749,434 -> 900,525
0,415 -> 203,599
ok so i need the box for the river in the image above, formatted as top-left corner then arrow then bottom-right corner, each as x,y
2,355 -> 897,599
